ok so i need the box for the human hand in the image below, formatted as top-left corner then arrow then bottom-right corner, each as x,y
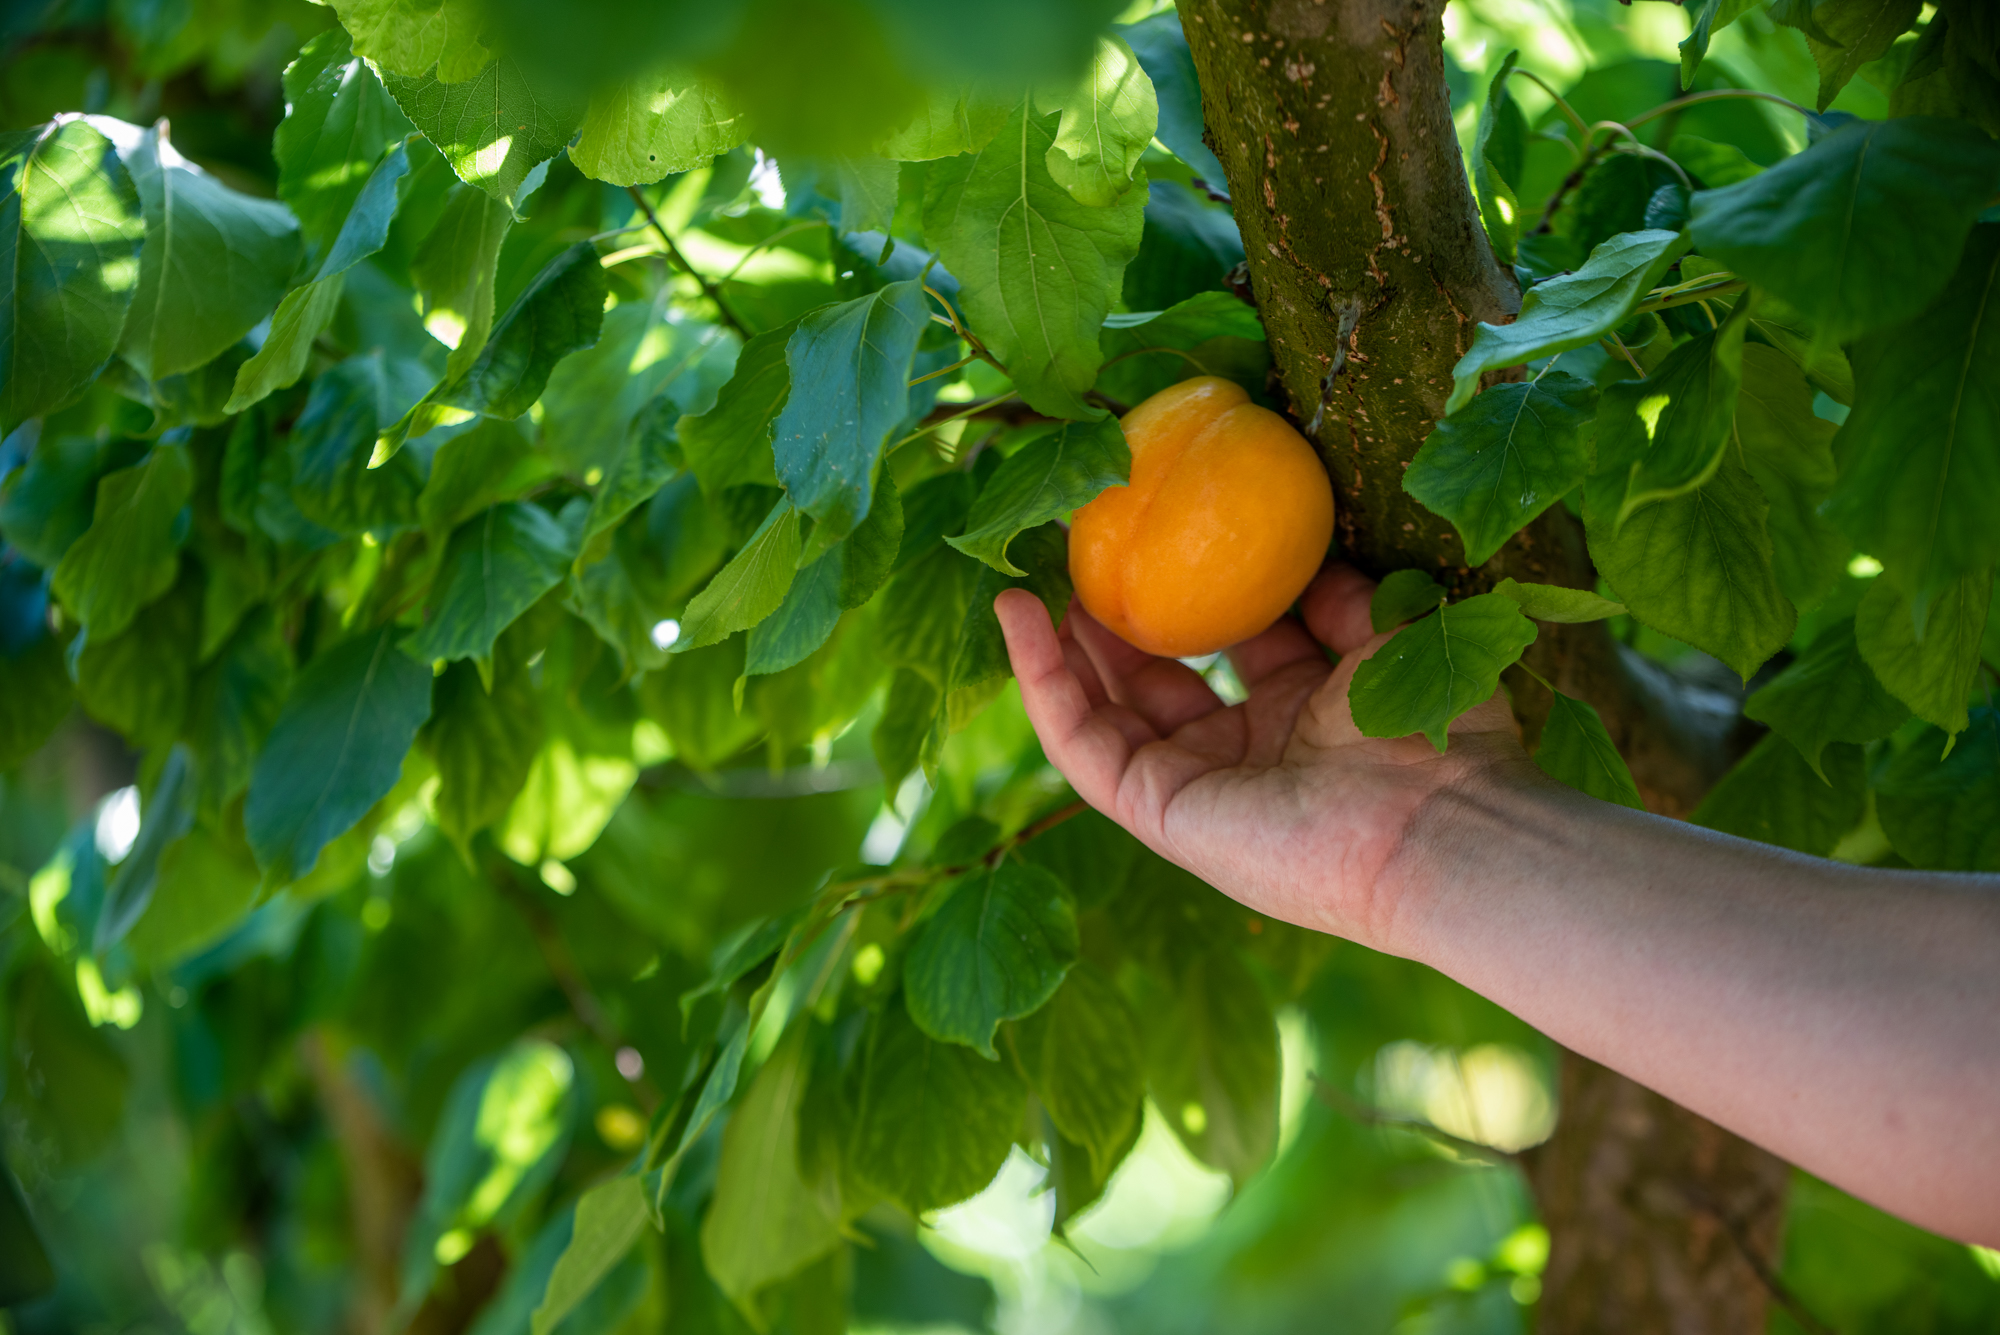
994,565 -> 1531,956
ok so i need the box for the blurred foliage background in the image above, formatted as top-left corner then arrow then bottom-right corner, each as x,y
2,1 -> 1998,1332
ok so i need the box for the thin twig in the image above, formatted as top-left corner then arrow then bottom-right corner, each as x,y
1508,67 -> 1595,156
625,185 -> 752,340
1625,88 -> 1813,130
1309,1073 -> 1523,1169
1605,331 -> 1647,379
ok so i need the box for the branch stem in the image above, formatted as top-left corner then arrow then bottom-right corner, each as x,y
626,184 -> 753,340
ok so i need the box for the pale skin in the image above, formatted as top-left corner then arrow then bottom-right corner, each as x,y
994,567 -> 2000,1248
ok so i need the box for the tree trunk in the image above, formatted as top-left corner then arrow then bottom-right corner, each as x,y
1178,2 -> 1794,1329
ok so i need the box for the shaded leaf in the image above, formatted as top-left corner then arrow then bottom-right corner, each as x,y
1368,568 -> 1445,634
947,416 -> 1128,575
1744,616 -> 1908,779
1448,229 -> 1687,413
1011,962 -> 1144,1179
423,651 -> 542,853
1821,224 -> 2000,620
772,280 -> 928,543
679,319 -> 792,497
849,1002 -> 1025,1215
1404,370 -> 1596,566
1144,948 -> 1277,1185
1733,342 -> 1847,611
1473,51 -> 1527,265
1595,313 -> 1747,528
1692,733 -> 1865,856
906,860 -> 1079,1060
244,628 -> 434,885
1875,708 -> 2000,871
1855,567 -> 1991,739
1586,450 -> 1793,681
1491,578 -> 1625,623
51,439 -> 190,644
1688,117 -> 2000,347
406,502 -> 574,665
675,499 -> 801,651
1535,690 -> 1643,809
1349,592 -> 1537,751
273,28 -> 413,258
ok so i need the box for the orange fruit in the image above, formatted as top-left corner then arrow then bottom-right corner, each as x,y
1069,377 -> 1334,659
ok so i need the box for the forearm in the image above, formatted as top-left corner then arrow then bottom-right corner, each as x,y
1384,762 -> 2000,1245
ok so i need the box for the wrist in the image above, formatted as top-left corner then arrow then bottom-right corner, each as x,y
1368,743 -> 1554,965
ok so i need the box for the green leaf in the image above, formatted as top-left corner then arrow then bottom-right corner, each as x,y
1037,33 -> 1157,207
0,120 -> 147,430
1585,451 -> 1794,682
95,744 -> 195,952
422,652 -> 541,854
419,417 -> 549,540
244,628 -> 434,886
1680,0 -> 1760,85
0,630 -> 69,770
1144,948 -> 1278,1184
825,155 -> 901,235
1490,578 -> 1625,623
1535,690 -> 1643,809
849,1002 -> 1025,1214
104,117 -> 304,382
874,86 -> 1011,161
675,499 -> 801,651
273,28 -> 414,259
74,574 -> 196,747
287,353 -> 429,535
1821,224 -> 2000,620
1687,118 -> 2000,348
744,478 -> 902,678
1743,616 -> 1908,780
227,140 -> 413,413
125,819 -> 261,968
0,432 -> 128,569
439,240 -> 609,421
412,182 -> 513,380
1732,343 -> 1847,612
319,0 -> 491,81
699,1024 -> 841,1311
184,607 -> 293,817
1593,313 -> 1748,528
578,399 -> 681,557
947,417 -> 1128,575
541,296 -> 719,480
51,440 -> 190,644
1093,290 -> 1268,407
945,523 -> 1071,698
571,73 -> 746,186
679,319 -> 791,498
390,241 -> 610,455
1855,566 -> 1991,739
1473,51 -> 1526,266
406,503 -> 574,665
1807,0 -> 1924,109
1011,962 -> 1144,1179
1404,371 -> 1596,566
1692,733 -> 1865,857
772,280 -> 928,542
1368,568 -> 1445,634
1120,11 -> 1228,188
925,102 -> 1147,418
379,60 -> 584,204
529,1175 -> 651,1335
905,860 -> 1079,1060
641,639 -> 759,769
498,728 -> 638,865
1875,708 -> 2000,872
1448,229 -> 1687,414
1349,592 -> 1537,751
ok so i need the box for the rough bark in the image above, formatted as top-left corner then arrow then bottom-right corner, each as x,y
1178,3 -> 1792,1330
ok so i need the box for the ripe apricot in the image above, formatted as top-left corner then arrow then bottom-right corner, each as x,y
1069,376 -> 1335,659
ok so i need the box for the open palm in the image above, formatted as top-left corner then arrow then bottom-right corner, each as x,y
995,565 -> 1526,954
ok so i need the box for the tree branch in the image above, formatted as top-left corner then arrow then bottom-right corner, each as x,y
625,185 -> 753,340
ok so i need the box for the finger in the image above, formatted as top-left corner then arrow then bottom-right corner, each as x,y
1301,563 -> 1379,657
996,590 -> 1145,811
1226,614 -> 1328,688
1055,611 -> 1111,709
1068,606 -> 1223,736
